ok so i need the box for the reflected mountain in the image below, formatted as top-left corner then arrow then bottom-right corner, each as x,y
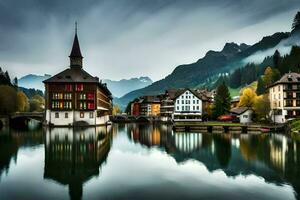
127,124 -> 300,199
43,126 -> 112,200
0,128 -> 44,179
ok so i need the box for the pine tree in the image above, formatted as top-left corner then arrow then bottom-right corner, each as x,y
292,11 -> 300,33
273,50 -> 281,69
212,82 -> 231,119
256,77 -> 265,95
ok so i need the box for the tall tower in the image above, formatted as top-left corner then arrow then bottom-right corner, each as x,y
69,22 -> 83,68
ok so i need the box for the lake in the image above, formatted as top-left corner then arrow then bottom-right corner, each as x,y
0,123 -> 299,200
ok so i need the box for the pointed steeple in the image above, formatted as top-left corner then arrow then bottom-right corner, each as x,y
69,22 -> 83,68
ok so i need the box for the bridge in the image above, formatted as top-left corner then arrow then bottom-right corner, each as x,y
0,112 -> 44,129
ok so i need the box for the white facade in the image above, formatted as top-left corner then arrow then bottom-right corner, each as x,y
173,90 -> 203,121
239,110 -> 253,124
45,109 -> 110,126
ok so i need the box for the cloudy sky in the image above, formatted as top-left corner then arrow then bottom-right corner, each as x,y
0,0 -> 300,81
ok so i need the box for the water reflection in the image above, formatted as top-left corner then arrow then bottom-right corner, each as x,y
44,126 -> 112,200
127,123 -> 300,199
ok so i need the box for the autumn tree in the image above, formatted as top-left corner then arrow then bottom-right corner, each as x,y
253,95 -> 270,121
238,87 -> 257,108
212,82 -> 231,119
29,94 -> 45,112
112,105 -> 122,115
0,85 -> 17,114
16,91 -> 29,112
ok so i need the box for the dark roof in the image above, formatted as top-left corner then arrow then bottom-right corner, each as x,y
140,95 -> 160,103
69,33 -> 83,58
230,107 -> 252,115
173,88 -> 212,101
269,72 -> 300,87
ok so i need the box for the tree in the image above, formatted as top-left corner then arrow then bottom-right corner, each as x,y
212,82 -> 231,119
256,77 -> 265,95
292,11 -> 300,33
30,94 -> 45,112
263,67 -> 274,87
16,91 -> 29,112
253,95 -> 270,122
0,85 -> 17,114
229,68 -> 241,88
273,50 -> 281,69
238,87 -> 257,107
112,105 -> 122,115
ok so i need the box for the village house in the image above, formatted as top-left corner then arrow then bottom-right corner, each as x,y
173,89 -> 211,122
230,107 -> 253,124
43,28 -> 112,126
130,96 -> 161,117
160,89 -> 177,122
269,72 -> 300,123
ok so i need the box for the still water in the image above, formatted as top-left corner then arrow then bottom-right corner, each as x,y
0,123 -> 299,200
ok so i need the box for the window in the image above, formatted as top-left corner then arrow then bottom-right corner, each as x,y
196,106 -> 199,110
65,84 -> 72,91
197,100 -> 199,104
76,84 -> 84,91
87,93 -> 94,100
79,93 -> 86,100
79,102 -> 87,110
177,106 -> 179,110
182,100 -> 184,104
186,106 -> 189,111
193,106 -> 195,110
193,100 -> 195,104
64,102 -> 72,109
65,113 -> 68,118
177,100 -> 179,104
182,106 -> 184,111
89,112 -> 94,118
55,112 -> 59,118
80,112 -> 84,118
64,93 -> 72,100
88,102 -> 95,110
243,115 -> 248,118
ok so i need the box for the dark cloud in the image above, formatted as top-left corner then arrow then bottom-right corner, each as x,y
0,0 -> 299,80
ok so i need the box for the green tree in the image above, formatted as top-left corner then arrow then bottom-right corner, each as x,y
292,11 -> 300,33
212,82 -> 231,119
229,68 -> 241,88
0,85 -> 17,114
273,50 -> 281,69
16,91 -> 29,112
256,77 -> 265,95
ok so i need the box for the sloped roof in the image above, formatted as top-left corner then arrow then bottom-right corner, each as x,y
270,72 -> 300,87
173,88 -> 212,101
140,95 -> 161,103
230,107 -> 252,115
43,67 -> 99,83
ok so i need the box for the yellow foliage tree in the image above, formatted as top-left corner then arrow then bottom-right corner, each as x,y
253,94 -> 270,121
263,66 -> 273,87
112,105 -> 121,115
238,87 -> 257,107
16,91 -> 29,112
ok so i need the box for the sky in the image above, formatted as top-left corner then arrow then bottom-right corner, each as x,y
0,0 -> 300,81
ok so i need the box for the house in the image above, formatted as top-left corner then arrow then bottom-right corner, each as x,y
173,89 -> 210,122
230,107 -> 253,124
160,89 -> 177,122
231,96 -> 240,108
268,72 -> 300,123
43,28 -> 112,126
139,96 -> 161,116
130,99 -> 142,117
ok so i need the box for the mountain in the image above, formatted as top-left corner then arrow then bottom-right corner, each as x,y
103,77 -> 153,98
115,32 -> 291,110
18,74 -> 51,91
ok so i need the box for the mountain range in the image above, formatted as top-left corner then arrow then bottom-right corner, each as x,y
18,74 -> 153,98
115,30 -> 300,110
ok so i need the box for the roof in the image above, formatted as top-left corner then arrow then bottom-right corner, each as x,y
269,72 -> 300,87
231,96 -> 240,103
43,67 -> 99,83
230,107 -> 252,115
140,95 -> 161,103
173,88 -> 212,101
69,33 -> 83,58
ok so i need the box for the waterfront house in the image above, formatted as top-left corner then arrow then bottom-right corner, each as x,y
173,89 -> 211,122
139,96 -> 161,116
230,107 -> 253,124
43,29 -> 112,126
268,72 -> 300,123
160,89 -> 178,122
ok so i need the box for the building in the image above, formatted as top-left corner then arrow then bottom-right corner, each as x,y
230,107 -> 253,124
139,96 -> 161,116
173,89 -> 211,122
269,72 -> 300,123
160,89 -> 177,122
43,29 -> 112,126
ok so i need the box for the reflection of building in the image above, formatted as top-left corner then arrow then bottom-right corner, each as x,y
44,127 -> 111,199
269,72 -> 300,123
43,27 -> 112,126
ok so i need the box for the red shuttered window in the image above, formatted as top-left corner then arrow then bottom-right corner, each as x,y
76,84 -> 83,91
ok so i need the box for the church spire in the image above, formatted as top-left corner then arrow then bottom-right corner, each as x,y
69,22 -> 83,68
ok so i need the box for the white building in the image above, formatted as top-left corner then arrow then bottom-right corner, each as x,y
269,72 -> 300,123
230,107 -> 253,124
172,89 -> 208,122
